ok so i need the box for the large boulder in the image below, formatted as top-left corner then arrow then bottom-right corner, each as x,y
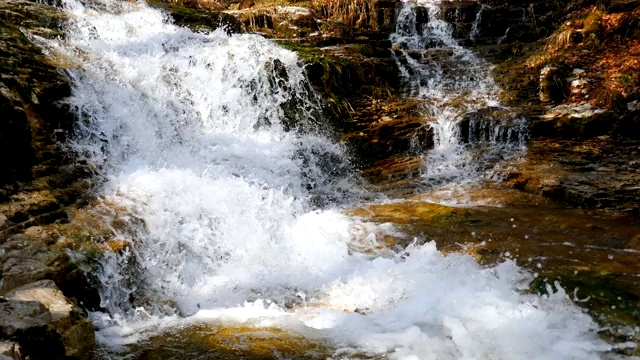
0,298 -> 66,360
4,281 -> 95,360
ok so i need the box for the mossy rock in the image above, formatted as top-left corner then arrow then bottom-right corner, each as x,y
125,324 -> 335,359
0,0 -> 67,38
582,9 -> 603,40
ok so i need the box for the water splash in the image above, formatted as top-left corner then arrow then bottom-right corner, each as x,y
47,0 -> 616,358
391,0 -> 527,188
58,0 -> 358,316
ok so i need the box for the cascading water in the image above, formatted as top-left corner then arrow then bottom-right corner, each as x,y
391,0 -> 527,188
45,0 -> 619,358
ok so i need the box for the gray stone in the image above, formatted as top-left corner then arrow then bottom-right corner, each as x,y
4,280 -> 73,323
0,299 -> 51,337
0,234 -> 69,295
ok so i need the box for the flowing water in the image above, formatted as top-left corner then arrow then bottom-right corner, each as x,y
391,0 -> 527,188
45,0 -> 625,358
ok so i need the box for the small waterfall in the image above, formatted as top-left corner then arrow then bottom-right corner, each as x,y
391,0 -> 527,188
44,0 -> 614,358
468,3 -> 486,41
57,0 -> 359,321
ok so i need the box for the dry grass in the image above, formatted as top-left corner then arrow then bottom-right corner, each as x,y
544,27 -> 575,55
311,0 -> 376,28
521,3 -> 640,109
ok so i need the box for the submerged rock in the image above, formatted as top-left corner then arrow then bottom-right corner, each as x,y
124,324 -> 334,359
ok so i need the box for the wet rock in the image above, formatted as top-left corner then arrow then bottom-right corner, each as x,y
360,156 -> 422,195
280,41 -> 400,136
276,6 -> 316,29
346,116 -> 434,165
0,225 -> 102,313
458,106 -> 527,144
0,0 -> 67,38
440,1 -> 483,40
0,191 -> 61,224
4,281 -> 74,324
501,138 -> 640,213
4,280 -> 95,360
414,5 -> 430,33
0,84 -> 33,184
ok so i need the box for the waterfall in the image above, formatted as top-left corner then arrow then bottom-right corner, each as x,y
46,0 -> 614,358
391,0 -> 527,188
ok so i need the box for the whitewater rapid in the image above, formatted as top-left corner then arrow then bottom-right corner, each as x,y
46,0 -> 615,358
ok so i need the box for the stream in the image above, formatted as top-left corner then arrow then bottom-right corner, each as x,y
45,0 -> 637,358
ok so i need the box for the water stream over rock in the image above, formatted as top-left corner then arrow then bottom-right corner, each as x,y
46,0 -> 624,358
391,0 -> 527,189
